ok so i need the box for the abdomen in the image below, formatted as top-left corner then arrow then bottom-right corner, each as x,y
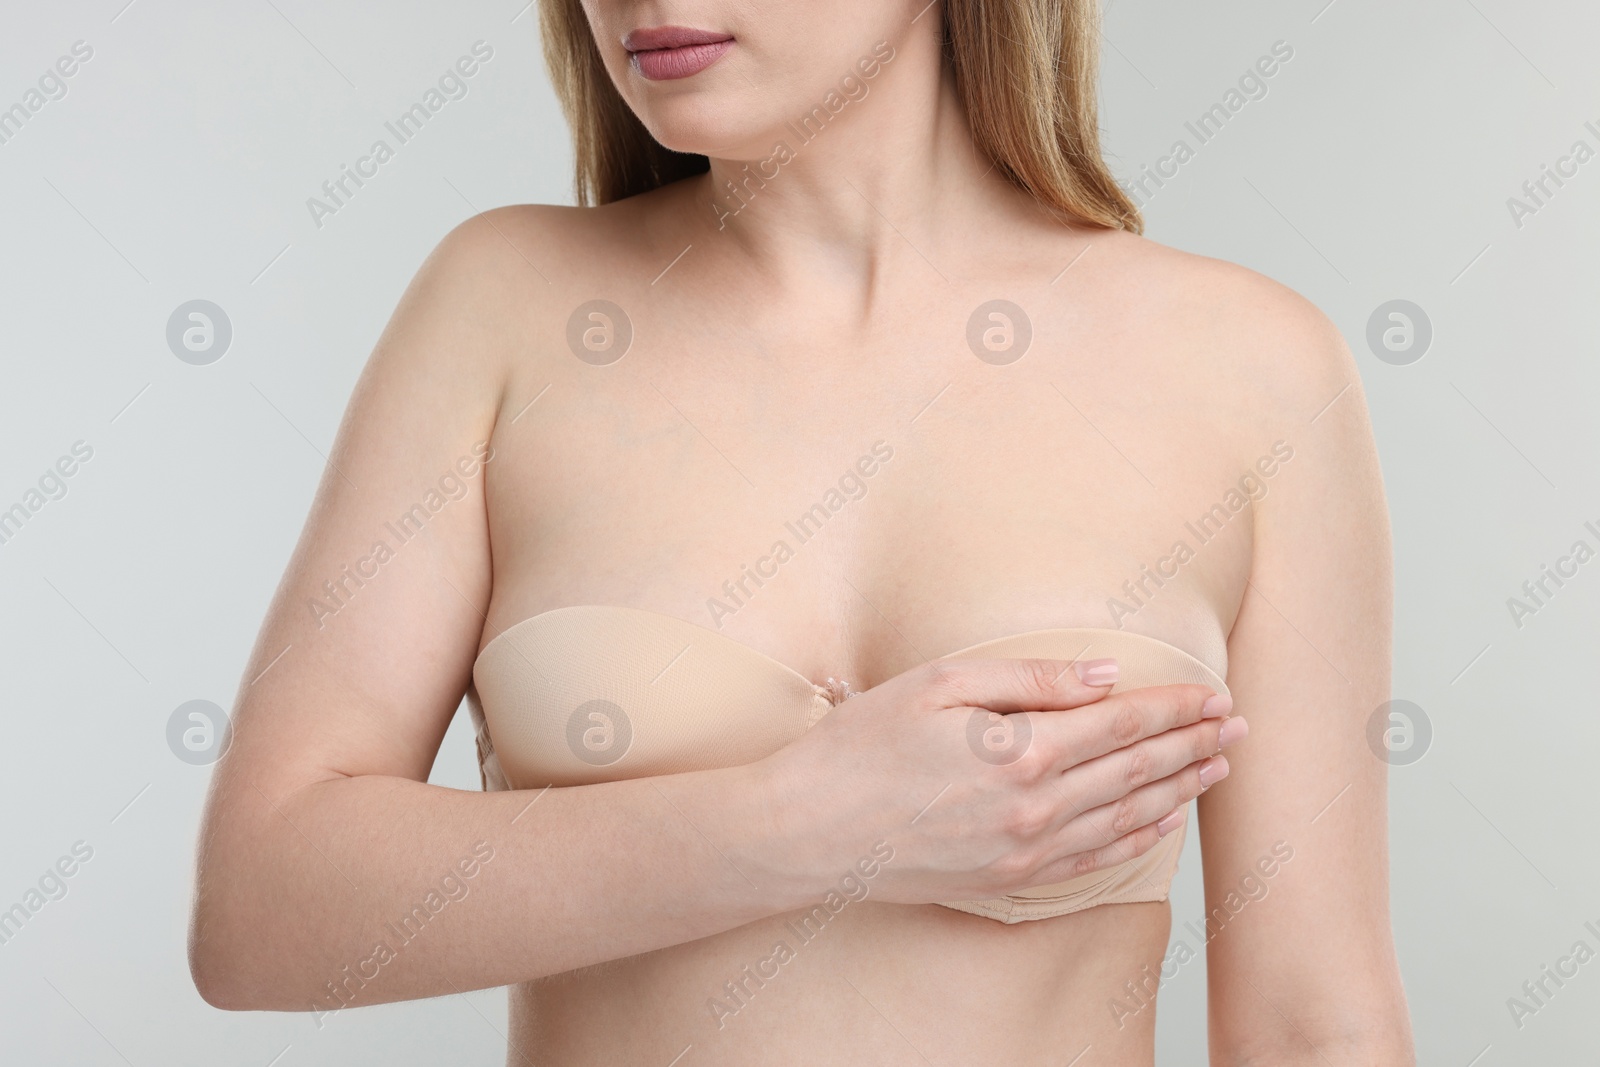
509,898 -> 1171,1066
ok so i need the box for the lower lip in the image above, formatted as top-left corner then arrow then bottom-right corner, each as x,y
630,40 -> 733,81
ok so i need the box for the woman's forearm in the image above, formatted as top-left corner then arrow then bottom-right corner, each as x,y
189,658 -> 1229,1015
188,762 -> 809,1013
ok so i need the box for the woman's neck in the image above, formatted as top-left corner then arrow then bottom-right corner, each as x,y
682,25 -> 1038,313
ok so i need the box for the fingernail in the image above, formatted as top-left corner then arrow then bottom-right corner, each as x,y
1217,716 -> 1249,749
1075,658 -> 1118,686
1198,756 -> 1230,789
1156,808 -> 1187,837
1201,693 -> 1232,718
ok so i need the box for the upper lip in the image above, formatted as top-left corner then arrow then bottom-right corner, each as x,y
622,25 -> 732,52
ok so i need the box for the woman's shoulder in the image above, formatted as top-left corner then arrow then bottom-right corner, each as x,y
414,193 -> 676,314
432,182 -> 688,260
422,202 -> 613,284
1081,227 -> 1362,417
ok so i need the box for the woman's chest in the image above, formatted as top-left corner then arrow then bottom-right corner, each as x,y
483,315 -> 1265,684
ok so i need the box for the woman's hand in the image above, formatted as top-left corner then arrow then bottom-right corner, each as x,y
754,656 -> 1244,905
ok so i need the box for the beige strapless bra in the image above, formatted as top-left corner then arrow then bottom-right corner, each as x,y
466,605 -> 1228,924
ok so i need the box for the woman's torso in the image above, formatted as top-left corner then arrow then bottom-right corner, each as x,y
470,184 -> 1261,1064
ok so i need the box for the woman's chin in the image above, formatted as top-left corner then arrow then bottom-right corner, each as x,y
637,106 -> 770,159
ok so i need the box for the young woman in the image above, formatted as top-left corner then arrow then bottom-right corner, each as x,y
189,1 -> 1414,1062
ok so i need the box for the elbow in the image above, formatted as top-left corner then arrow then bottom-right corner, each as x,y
190,964 -> 246,1013
188,785 -> 310,1011
188,838 -> 291,1011
188,854 -> 346,1014
189,902 -> 307,1012
189,830 -> 247,1009
189,936 -> 244,1010
188,818 -> 254,1009
188,901 -> 258,1011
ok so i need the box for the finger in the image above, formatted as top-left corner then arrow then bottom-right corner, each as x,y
1060,715 -> 1240,812
921,656 -> 1122,715
1035,683 -> 1231,773
1019,815 -> 1172,891
1055,754 -> 1227,859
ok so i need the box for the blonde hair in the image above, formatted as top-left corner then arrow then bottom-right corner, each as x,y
538,0 -> 1141,233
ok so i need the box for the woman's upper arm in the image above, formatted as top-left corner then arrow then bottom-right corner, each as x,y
213,211 -> 529,797
1198,289 -> 1415,1061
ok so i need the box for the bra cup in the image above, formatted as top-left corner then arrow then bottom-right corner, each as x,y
471,606 -> 1226,922
472,607 -> 827,788
932,629 -> 1226,921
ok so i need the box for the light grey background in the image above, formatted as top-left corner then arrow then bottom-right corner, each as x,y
1,1 -> 1594,1063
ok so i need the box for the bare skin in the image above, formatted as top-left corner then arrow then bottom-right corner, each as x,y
188,2 -> 1414,1064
